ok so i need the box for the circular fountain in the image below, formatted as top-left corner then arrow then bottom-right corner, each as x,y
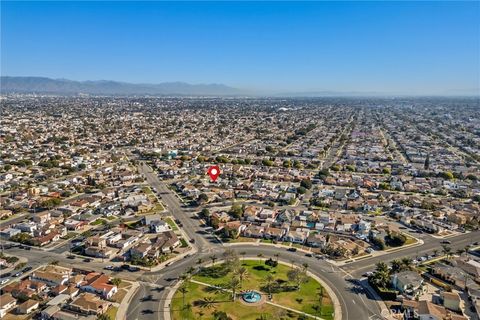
242,290 -> 262,303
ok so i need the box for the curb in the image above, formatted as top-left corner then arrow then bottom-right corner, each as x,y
116,281 -> 140,320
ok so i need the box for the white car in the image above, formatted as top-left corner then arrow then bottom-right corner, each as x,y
0,278 -> 9,285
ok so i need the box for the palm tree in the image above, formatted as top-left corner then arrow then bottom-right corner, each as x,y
456,248 -> 466,257
178,285 -> 188,309
263,273 -> 276,298
234,267 -> 249,288
274,253 -> 280,262
181,272 -> 192,284
301,263 -> 309,273
375,262 -> 389,273
287,268 -> 304,290
442,245 -> 452,259
317,286 -> 324,313
228,277 -> 241,301
371,262 -> 391,289
210,255 -> 217,265
400,257 -> 412,271
196,258 -> 203,266
197,297 -> 216,309
390,259 -> 402,273
312,305 -> 321,318
433,249 -> 438,257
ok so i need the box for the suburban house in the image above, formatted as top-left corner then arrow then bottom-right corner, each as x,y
149,220 -> 171,233
31,266 -> 71,287
391,271 -> 424,295
68,293 -> 111,316
0,293 -> 16,318
16,300 -> 39,315
79,273 -> 117,299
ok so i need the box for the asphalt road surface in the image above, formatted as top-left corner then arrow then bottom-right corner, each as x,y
3,162 -> 478,320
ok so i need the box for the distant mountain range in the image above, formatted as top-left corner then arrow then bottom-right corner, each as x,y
0,76 -> 243,96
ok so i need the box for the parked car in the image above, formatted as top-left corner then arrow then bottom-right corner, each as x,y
0,278 -> 9,285
287,248 -> 297,252
441,240 -> 451,244
129,266 -> 140,272
104,265 -> 114,270
305,253 -> 313,257
22,267 -> 32,272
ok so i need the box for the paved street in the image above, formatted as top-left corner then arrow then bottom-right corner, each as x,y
343,230 -> 480,277
2,163 -> 477,320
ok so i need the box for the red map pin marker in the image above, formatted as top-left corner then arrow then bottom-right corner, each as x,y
207,165 -> 220,182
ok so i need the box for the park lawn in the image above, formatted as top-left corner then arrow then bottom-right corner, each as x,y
192,260 -> 334,319
171,281 -> 286,320
165,217 -> 179,231
273,276 -> 334,320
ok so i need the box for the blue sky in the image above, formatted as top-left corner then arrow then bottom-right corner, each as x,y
1,1 -> 479,95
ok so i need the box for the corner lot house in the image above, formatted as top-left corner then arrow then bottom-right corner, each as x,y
79,273 -> 117,299
0,293 -> 16,318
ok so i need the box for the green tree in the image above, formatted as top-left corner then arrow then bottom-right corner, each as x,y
228,203 -> 244,219
441,171 -> 454,180
300,179 -> 312,189
287,268 -> 307,290
263,273 -> 276,297
228,276 -> 241,301
178,285 -> 189,309
213,311 -> 232,320
111,278 -> 122,286
297,186 -> 307,195
442,245 -> 452,259
234,267 -> 249,288
197,193 -> 209,204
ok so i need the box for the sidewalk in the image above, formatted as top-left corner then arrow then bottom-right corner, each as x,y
359,278 -> 394,320
163,275 -> 183,320
116,281 -> 140,320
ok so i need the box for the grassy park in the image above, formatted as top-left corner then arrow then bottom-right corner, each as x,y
171,255 -> 334,320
